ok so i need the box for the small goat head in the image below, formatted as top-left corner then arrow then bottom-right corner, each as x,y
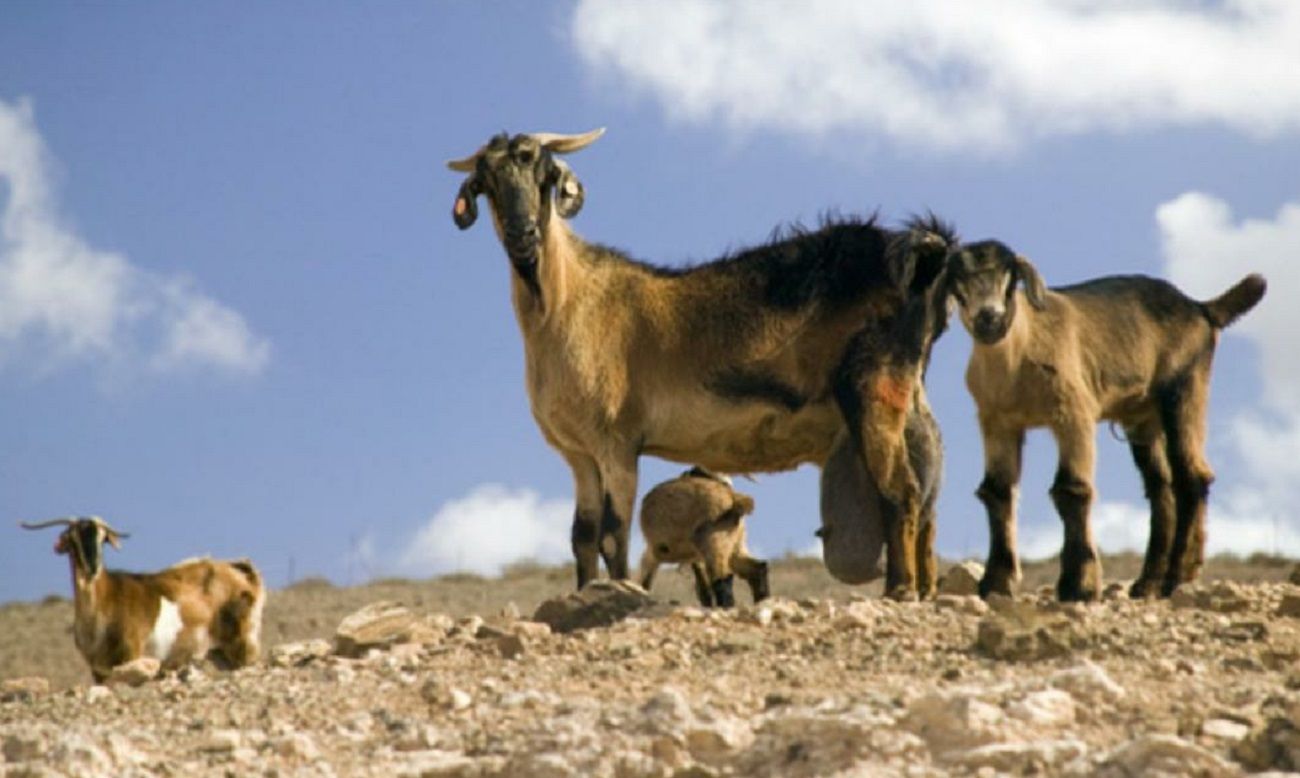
447,129 -> 605,260
944,239 -> 1047,345
21,516 -> 129,580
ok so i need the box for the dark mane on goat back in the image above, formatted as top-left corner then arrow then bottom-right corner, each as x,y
582,212 -> 953,312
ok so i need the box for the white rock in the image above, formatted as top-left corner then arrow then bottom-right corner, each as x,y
84,685 -> 114,703
272,732 -> 320,760
1008,689 -> 1076,729
955,739 -> 1088,772
685,716 -> 755,764
1102,734 -> 1240,777
640,686 -> 693,734
905,691 -> 1010,753
107,657 -> 160,687
269,638 -> 333,667
4,732 -> 44,762
1202,718 -> 1250,742
939,561 -> 985,596
198,729 -> 243,753
49,733 -> 113,773
1050,661 -> 1126,705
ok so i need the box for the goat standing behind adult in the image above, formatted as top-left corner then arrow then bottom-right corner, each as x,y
448,129 -> 955,600
943,240 -> 1266,601
639,467 -> 768,608
22,516 -> 265,682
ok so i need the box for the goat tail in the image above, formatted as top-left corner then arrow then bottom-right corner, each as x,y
1203,274 -> 1266,329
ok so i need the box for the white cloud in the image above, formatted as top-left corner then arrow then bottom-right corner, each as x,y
1020,501 -> 1151,560
0,97 -> 270,376
571,0 -> 1300,151
396,484 -> 577,577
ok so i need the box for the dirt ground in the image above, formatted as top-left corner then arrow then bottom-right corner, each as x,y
2,553 -> 1299,776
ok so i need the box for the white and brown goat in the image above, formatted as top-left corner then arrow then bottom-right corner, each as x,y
22,516 -> 265,682
448,129 -> 953,600
943,240 -> 1266,601
639,467 -> 769,608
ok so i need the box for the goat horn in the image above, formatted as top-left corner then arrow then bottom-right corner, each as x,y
19,517 -> 77,530
531,128 -> 605,154
86,515 -> 130,539
446,151 -> 480,173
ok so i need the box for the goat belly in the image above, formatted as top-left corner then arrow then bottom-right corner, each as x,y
145,597 -> 185,661
818,435 -> 886,584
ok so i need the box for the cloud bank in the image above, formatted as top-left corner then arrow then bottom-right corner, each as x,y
396,484 -> 577,577
0,97 -> 269,376
572,0 -> 1300,151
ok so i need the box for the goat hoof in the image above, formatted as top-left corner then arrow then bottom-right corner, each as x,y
1057,580 -> 1100,603
1128,578 -> 1160,600
978,574 -> 1015,600
886,586 -> 919,603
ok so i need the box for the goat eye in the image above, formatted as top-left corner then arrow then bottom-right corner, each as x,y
516,149 -> 535,165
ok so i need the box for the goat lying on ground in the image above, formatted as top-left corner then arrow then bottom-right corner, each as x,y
448,129 -> 954,600
942,240 -> 1266,601
22,516 -> 265,682
639,467 -> 769,607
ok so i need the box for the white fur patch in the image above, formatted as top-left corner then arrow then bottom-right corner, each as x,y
145,597 -> 184,661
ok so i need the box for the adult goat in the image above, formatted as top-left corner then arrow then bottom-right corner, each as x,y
448,129 -> 952,599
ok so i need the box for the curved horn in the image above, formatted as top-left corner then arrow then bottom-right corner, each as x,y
446,152 -> 479,173
531,128 -> 605,154
19,517 -> 77,531
86,515 -> 130,540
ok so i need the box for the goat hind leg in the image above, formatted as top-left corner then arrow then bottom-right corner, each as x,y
690,562 -> 715,607
1126,423 -> 1176,599
914,499 -> 938,600
1159,378 -> 1214,596
733,553 -> 770,604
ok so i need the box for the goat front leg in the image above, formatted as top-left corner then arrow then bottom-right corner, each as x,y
597,451 -> 639,580
860,377 -> 922,601
976,421 -> 1025,599
564,451 -> 605,589
1050,418 -> 1101,602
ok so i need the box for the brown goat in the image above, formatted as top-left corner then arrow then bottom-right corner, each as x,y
22,516 -> 265,682
448,129 -> 955,600
943,240 -> 1266,601
639,467 -> 769,608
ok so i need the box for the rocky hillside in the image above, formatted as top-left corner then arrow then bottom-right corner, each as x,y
2,556 -> 1299,776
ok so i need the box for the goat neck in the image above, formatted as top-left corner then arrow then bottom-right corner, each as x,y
512,210 -> 580,328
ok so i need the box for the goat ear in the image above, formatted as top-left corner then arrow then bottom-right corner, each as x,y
551,159 -> 586,219
452,176 -> 481,230
1014,255 -> 1048,310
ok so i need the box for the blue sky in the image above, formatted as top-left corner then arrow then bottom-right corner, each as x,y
3,2 -> 1298,603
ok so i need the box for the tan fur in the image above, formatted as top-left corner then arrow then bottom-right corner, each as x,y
41,520 -> 264,682
949,242 -> 1265,600
638,470 -> 768,607
451,131 -> 951,595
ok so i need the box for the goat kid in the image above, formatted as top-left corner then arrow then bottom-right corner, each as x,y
944,240 -> 1265,601
22,516 -> 265,682
639,467 -> 769,608
449,129 -> 954,600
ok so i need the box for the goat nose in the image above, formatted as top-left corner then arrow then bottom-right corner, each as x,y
975,308 -> 997,327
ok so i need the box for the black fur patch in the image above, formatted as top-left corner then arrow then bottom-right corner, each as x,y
570,512 -> 598,546
599,493 -> 622,538
709,368 -> 807,411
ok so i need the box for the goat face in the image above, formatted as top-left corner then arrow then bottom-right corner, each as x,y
23,516 -> 127,582
447,129 -> 604,264
945,240 -> 1047,345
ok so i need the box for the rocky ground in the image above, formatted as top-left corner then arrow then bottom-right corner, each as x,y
3,554 -> 1300,777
